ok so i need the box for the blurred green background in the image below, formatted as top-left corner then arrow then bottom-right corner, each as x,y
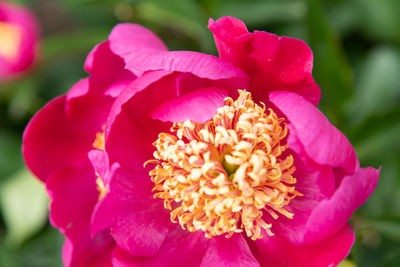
0,0 -> 399,266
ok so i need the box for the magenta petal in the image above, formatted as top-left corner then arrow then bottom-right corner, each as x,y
23,96 -> 93,181
106,67 -> 246,170
88,150 -> 115,189
111,247 -> 142,267
23,76 -> 115,181
150,87 -> 228,123
208,16 -> 320,105
62,227 -> 114,267
274,166 -> 379,246
250,226 -> 354,267
106,69 -> 236,170
113,228 -> 212,267
109,23 -> 167,59
46,167 -> 113,267
84,41 -> 135,87
46,167 -> 98,231
111,211 -> 169,257
105,71 -> 172,171
91,166 -> 170,257
271,162 -> 335,245
200,234 -> 260,267
124,50 -> 249,85
270,91 -> 357,173
66,78 -> 90,103
108,22 -> 248,84
301,167 -> 380,245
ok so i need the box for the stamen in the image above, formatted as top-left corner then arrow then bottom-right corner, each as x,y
93,125 -> 107,199
96,175 -> 108,200
93,125 -> 105,151
146,90 -> 302,240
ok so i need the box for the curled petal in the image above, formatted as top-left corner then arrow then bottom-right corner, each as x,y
109,23 -> 168,58
84,41 -> 135,87
269,91 -> 357,173
150,87 -> 228,123
209,16 -> 320,105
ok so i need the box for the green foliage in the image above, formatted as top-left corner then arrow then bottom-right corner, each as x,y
0,0 -> 399,265
0,168 -> 48,247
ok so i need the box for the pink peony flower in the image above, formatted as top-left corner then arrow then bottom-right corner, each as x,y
23,16 -> 379,267
0,1 -> 40,82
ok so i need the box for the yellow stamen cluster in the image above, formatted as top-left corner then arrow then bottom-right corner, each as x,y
0,21 -> 22,61
92,125 -> 108,200
147,90 -> 301,240
96,175 -> 108,200
93,125 -> 106,151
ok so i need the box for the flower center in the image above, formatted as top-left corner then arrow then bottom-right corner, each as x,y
0,21 -> 22,61
146,90 -> 301,240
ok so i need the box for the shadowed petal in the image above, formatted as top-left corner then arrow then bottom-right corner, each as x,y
90,165 -> 170,257
112,228 -> 212,267
249,225 -> 355,267
200,234 -> 260,267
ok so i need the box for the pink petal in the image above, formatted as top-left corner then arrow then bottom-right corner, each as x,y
46,167 -> 113,267
150,87 -> 228,123
88,150 -> 115,188
274,165 -> 379,246
269,91 -> 357,173
65,78 -> 115,121
106,69 -> 242,170
208,16 -> 320,105
84,41 -> 135,87
249,225 -> 355,267
90,165 -> 170,257
62,228 -> 114,267
112,228 -> 212,267
66,78 -> 90,103
200,234 -> 260,267
270,161 -> 335,245
46,167 -> 98,231
125,50 -> 249,84
23,79 -> 114,181
301,167 -> 379,245
107,22 -> 248,86
23,96 -> 93,181
109,23 -> 168,59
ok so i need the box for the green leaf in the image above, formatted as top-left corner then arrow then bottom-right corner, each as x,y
338,259 -> 357,267
0,131 -> 24,179
17,226 -> 64,267
136,0 -> 214,52
0,242 -> 18,267
214,0 -> 306,26
42,29 -> 109,61
373,219 -> 400,241
0,168 -> 49,247
306,0 -> 354,125
349,47 -> 400,125
355,0 -> 400,44
354,119 -> 400,162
